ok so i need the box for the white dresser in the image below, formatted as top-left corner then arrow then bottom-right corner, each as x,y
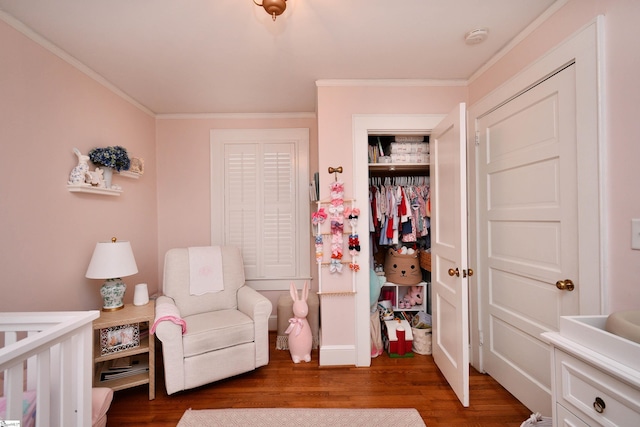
543,316 -> 640,427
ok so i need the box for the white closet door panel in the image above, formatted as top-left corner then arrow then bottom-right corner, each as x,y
486,95 -> 558,163
431,103 -> 469,407
488,158 -> 559,212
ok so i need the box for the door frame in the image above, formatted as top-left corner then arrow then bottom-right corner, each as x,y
353,114 -> 445,367
467,17 -> 604,371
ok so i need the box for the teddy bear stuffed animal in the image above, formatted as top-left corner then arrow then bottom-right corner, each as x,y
399,285 -> 423,309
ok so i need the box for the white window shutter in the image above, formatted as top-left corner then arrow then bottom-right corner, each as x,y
211,129 -> 310,290
224,144 -> 259,278
262,144 -> 296,277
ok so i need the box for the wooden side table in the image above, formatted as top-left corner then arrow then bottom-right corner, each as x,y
92,302 -> 155,400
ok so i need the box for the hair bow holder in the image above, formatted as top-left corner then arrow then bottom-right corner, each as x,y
311,167 -> 360,297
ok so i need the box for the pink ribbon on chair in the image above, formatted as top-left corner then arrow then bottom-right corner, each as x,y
285,317 -> 305,336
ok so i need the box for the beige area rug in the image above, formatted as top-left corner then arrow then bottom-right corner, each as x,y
177,407 -> 426,426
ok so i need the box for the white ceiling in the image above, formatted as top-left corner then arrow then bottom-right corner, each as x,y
0,0 -> 559,115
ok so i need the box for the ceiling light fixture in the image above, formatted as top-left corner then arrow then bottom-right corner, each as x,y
254,0 -> 287,21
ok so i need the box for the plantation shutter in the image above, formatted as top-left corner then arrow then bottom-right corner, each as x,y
224,144 -> 259,277
212,128 -> 310,290
262,143 -> 296,277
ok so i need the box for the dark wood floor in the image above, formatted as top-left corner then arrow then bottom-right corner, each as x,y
106,332 -> 531,426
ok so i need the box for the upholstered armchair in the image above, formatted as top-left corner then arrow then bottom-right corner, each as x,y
153,246 -> 272,395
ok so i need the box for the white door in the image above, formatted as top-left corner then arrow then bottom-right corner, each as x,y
477,65 -> 578,413
431,103 -> 470,407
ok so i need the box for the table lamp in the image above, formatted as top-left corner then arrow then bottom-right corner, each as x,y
86,237 -> 138,311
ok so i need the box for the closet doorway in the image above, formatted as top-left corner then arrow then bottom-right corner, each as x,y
354,109 -> 470,407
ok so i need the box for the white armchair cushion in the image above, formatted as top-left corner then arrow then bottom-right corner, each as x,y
182,309 -> 254,358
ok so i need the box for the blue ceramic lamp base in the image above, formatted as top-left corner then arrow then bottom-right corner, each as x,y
100,278 -> 126,311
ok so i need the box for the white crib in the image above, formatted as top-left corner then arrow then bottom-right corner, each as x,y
0,311 -> 99,427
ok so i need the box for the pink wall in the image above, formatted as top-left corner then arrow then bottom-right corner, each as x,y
599,0 -> 640,311
468,0 -> 640,312
155,116 -> 318,309
0,20 -> 158,311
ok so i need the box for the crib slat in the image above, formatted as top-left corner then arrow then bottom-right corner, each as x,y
56,338 -> 77,427
75,324 -> 94,427
50,342 -> 62,427
4,363 -> 24,422
35,348 -> 51,427
2,331 -> 17,398
27,331 -> 38,390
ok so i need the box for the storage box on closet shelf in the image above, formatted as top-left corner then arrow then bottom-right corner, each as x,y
390,135 -> 430,164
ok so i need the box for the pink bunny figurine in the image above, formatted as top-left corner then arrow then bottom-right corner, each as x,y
285,281 -> 312,363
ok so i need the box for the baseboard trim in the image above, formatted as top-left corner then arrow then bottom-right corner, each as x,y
319,344 -> 356,366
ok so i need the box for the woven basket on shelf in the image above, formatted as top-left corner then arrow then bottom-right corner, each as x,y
419,250 -> 431,272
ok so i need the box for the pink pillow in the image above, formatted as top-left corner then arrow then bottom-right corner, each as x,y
92,387 -> 114,427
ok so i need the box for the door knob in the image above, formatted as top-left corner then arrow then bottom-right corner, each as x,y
555,279 -> 575,291
448,268 -> 459,277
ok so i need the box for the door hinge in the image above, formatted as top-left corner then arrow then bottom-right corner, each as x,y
479,331 -> 484,346
475,130 -> 480,146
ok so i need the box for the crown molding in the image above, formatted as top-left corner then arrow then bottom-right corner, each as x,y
316,79 -> 467,87
156,112 -> 316,120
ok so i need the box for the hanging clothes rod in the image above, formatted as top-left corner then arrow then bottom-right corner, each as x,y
368,175 -> 430,186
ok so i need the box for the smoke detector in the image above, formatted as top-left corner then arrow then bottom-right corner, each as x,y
465,28 -> 489,45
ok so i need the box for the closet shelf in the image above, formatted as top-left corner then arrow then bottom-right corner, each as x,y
368,163 -> 430,173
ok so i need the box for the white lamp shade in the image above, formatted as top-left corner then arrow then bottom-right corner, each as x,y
86,240 -> 138,279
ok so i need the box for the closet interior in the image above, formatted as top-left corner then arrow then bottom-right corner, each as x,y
368,134 -> 432,329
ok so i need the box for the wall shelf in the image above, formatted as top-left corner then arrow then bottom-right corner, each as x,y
118,170 -> 141,179
67,184 -> 122,196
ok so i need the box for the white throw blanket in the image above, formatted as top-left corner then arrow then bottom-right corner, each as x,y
188,246 -> 224,295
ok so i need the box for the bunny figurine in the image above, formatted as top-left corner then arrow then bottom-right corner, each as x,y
68,147 -> 92,185
285,281 -> 312,363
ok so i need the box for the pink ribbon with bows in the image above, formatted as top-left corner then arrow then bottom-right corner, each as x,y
285,317 -> 305,336
343,207 -> 360,218
312,208 -> 328,225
